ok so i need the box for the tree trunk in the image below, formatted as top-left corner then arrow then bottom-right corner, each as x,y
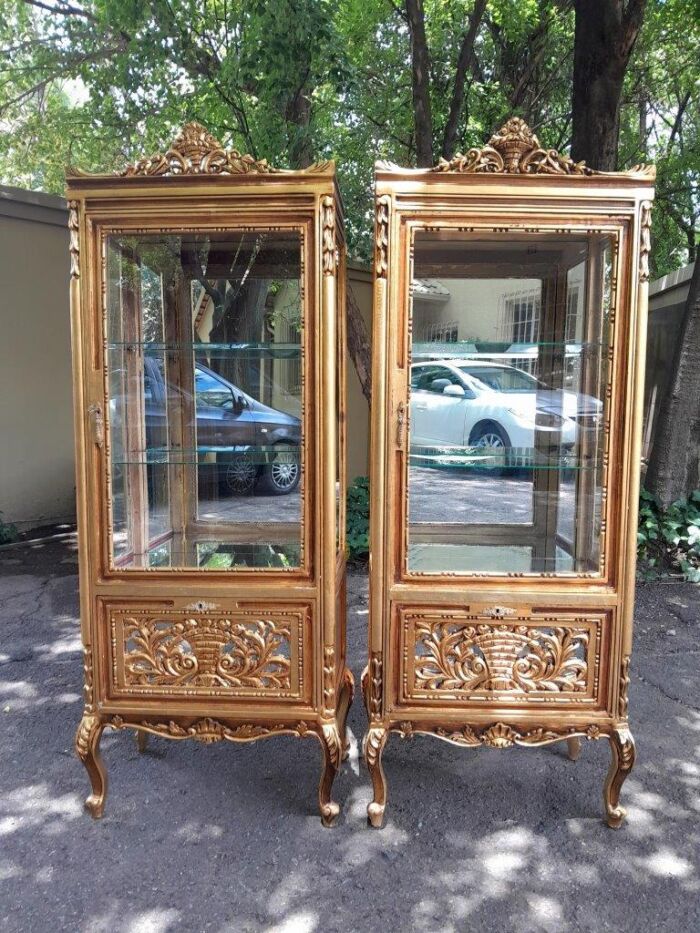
571,0 -> 646,170
346,284 -> 372,402
405,0 -> 434,166
441,0 -> 487,160
646,259 -> 700,504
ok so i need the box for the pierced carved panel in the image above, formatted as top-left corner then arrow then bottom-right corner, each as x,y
399,607 -> 605,706
108,605 -> 308,700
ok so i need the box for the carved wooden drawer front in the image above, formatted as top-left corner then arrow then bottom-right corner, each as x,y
107,604 -> 308,702
397,606 -> 608,708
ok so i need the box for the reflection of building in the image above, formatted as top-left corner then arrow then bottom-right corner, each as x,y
412,264 -> 586,347
412,265 -> 587,386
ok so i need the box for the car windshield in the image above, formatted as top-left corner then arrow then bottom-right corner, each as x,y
459,366 -> 541,393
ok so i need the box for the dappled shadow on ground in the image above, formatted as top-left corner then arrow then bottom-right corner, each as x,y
0,538 -> 698,932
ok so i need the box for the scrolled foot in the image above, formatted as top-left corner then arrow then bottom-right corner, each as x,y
363,726 -> 388,829
318,723 -> 342,827
75,713 -> 107,819
567,736 -> 582,761
367,801 -> 385,829
604,726 -> 636,829
321,801 -> 341,828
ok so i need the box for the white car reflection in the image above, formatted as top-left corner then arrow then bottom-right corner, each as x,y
410,359 -> 602,466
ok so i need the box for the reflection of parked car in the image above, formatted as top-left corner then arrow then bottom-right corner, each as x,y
113,359 -> 301,495
410,359 -> 602,462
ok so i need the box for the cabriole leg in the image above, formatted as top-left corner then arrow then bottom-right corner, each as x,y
567,736 -> 582,761
604,726 -> 636,828
318,723 -> 342,827
75,713 -> 107,818
364,726 -> 388,828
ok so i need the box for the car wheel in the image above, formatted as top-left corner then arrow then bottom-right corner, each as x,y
221,453 -> 257,495
469,423 -> 511,473
257,444 -> 300,495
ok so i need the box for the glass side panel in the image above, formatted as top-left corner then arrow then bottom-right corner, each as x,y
407,231 -> 613,576
105,230 -> 303,570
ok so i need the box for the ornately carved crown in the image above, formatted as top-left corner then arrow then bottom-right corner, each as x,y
432,117 -> 655,177
118,121 -> 278,177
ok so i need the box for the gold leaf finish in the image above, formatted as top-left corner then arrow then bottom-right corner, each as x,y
366,120 -> 652,826
414,620 -> 589,694
123,615 -> 292,691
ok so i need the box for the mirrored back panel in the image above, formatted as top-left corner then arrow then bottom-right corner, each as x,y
105,229 -> 304,570
406,230 -> 615,576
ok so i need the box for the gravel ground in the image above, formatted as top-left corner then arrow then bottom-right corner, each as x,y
0,535 -> 698,932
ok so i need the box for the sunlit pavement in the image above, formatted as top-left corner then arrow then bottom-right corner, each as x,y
0,536 -> 699,933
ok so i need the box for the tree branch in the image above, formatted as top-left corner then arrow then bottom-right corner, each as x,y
441,0 -> 487,160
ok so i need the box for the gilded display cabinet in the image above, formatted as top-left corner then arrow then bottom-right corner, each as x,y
67,123 -> 352,826
363,119 -> 654,828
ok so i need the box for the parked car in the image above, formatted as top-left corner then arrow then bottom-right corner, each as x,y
111,358 -> 301,495
409,359 -> 602,468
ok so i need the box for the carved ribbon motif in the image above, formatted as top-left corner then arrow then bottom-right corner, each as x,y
639,201 -> 652,283
123,616 -> 291,690
321,195 -> 337,276
414,620 -> 588,694
68,201 -> 80,279
375,195 -> 390,278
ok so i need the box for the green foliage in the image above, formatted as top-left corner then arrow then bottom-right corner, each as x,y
637,489 -> 700,582
346,476 -> 369,561
0,0 -> 696,267
0,512 -> 19,545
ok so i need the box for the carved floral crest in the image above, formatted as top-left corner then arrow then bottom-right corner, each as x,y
117,121 -> 278,177
435,117 -> 654,177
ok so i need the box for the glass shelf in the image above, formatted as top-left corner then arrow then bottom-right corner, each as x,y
108,342 -> 301,358
112,444 -> 297,466
120,541 -> 302,570
409,446 -> 600,472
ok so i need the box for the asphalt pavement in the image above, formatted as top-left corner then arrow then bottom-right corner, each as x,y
0,535 -> 698,932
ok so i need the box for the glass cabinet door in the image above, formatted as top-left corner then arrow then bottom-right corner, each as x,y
406,230 -> 615,576
105,230 -> 304,570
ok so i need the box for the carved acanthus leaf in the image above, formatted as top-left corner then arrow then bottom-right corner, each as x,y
414,620 -> 589,694
431,722 -> 605,749
123,616 -> 292,691
109,716 -> 310,745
